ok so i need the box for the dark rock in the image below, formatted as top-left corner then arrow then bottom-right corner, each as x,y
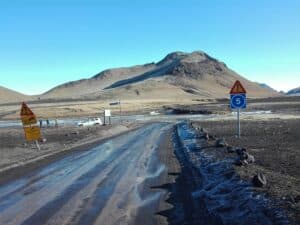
234,158 -> 248,166
216,138 -> 227,147
200,127 -> 208,133
39,138 -> 47,143
204,133 -> 209,141
234,159 -> 244,166
236,147 -> 247,156
227,146 -> 236,153
209,134 -> 216,140
239,151 -> 248,160
235,152 -> 255,166
246,153 -> 255,164
253,172 -> 267,187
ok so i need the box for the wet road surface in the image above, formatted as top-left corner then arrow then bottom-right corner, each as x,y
0,123 -> 171,225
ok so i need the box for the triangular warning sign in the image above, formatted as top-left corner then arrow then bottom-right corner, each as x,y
230,80 -> 246,94
20,102 -> 34,116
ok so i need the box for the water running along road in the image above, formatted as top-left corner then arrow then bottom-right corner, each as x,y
0,123 -> 172,225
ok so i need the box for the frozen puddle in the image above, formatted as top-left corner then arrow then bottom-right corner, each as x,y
175,122 -> 289,225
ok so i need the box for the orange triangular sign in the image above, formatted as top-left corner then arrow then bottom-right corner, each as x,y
20,102 -> 34,116
230,80 -> 246,94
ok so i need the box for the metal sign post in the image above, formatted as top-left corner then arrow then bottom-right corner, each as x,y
237,108 -> 240,138
230,81 -> 247,138
35,140 -> 41,150
119,99 -> 122,124
20,102 -> 42,149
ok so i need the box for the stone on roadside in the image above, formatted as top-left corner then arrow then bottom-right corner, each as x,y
235,152 -> 255,166
239,151 -> 248,160
246,153 -> 255,164
227,146 -> 236,153
216,138 -> 227,147
236,147 -> 247,156
204,133 -> 209,141
39,138 -> 47,143
253,172 -> 267,187
234,158 -> 244,166
200,127 -> 208,133
209,134 -> 216,140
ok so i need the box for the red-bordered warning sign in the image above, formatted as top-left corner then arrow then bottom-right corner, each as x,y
230,80 -> 246,94
20,102 -> 34,116
20,102 -> 37,125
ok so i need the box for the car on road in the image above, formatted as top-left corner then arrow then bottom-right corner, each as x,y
77,117 -> 103,126
149,111 -> 160,116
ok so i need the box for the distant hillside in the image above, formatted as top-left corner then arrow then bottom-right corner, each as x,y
0,86 -> 33,104
257,83 -> 278,93
287,87 -> 300,96
42,63 -> 156,99
40,51 -> 279,100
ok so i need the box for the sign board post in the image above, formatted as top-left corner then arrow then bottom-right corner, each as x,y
119,99 -> 122,124
20,102 -> 41,150
109,100 -> 122,124
229,80 -> 247,138
104,109 -> 111,125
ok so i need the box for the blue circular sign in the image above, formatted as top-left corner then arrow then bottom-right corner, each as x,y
231,94 -> 246,108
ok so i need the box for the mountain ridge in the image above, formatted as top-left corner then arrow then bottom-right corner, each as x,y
287,87 -> 300,96
1,51 -> 281,103
0,86 -> 33,104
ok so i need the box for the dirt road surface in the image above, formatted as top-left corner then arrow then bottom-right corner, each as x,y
0,123 -> 173,225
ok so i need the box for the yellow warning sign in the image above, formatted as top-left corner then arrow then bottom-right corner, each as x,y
21,115 -> 37,126
230,80 -> 246,94
23,126 -> 41,141
20,102 -> 42,142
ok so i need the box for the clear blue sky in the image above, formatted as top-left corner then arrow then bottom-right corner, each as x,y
0,0 -> 299,95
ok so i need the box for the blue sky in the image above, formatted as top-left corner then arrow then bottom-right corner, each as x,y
0,0 -> 299,95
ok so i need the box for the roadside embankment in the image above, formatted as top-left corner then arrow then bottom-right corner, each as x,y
192,119 -> 300,224
165,122 -> 292,225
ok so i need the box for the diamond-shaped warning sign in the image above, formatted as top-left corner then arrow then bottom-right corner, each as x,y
230,80 -> 246,94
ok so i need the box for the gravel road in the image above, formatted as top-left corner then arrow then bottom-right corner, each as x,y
0,123 -> 172,225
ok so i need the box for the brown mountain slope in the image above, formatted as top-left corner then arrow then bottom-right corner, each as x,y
0,86 -> 33,104
41,63 -> 156,98
41,51 -> 279,100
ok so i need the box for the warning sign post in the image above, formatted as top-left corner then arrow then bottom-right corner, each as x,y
20,102 -> 41,149
229,80 -> 247,138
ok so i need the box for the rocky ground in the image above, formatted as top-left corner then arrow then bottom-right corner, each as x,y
192,119 -> 300,224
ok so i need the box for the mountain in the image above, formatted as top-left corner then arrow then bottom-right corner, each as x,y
287,87 -> 300,96
257,83 -> 278,93
0,86 -> 33,104
41,51 -> 279,100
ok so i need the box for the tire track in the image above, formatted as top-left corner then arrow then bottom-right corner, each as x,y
0,123 -> 170,225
